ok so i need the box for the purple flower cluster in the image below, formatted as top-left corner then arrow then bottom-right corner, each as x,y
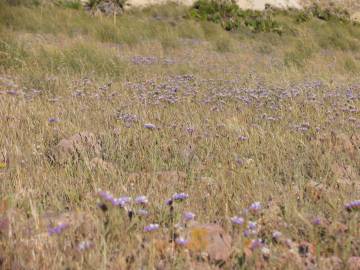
172,193 -> 189,201
345,200 -> 360,211
250,239 -> 264,251
97,191 -> 132,207
135,195 -> 149,205
144,223 -> 160,232
144,123 -> 157,130
48,223 -> 69,236
230,216 -> 244,225
183,211 -> 196,222
175,237 -> 188,246
272,230 -> 282,240
77,241 -> 93,251
48,117 -> 60,123
249,202 -> 261,213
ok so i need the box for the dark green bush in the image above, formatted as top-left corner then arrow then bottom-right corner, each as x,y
190,0 -> 283,34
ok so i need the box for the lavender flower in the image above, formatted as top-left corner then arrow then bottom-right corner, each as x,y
272,230 -> 282,241
77,241 -> 93,251
165,198 -> 173,206
109,196 -> 132,207
48,223 -> 69,236
144,123 -> 156,129
238,135 -> 248,141
243,229 -> 257,237
186,127 -> 195,135
250,239 -> 264,250
249,202 -> 261,212
345,200 -> 360,211
312,217 -> 321,225
172,193 -> 189,201
248,221 -> 257,230
175,237 -> 188,246
48,117 -> 60,123
183,212 -> 196,222
230,216 -> 244,225
98,190 -> 113,202
135,195 -> 149,205
144,224 -> 160,232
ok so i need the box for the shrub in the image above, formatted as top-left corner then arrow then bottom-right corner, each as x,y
190,0 -> 283,34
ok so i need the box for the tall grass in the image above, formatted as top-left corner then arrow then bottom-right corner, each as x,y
0,2 -> 360,268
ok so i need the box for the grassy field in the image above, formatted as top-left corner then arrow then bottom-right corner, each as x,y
0,1 -> 359,269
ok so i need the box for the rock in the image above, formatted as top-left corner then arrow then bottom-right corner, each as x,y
49,132 -> 101,164
347,257 -> 360,270
186,224 -> 232,262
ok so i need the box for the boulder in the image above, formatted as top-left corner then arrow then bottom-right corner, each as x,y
186,223 -> 232,262
49,132 -> 101,164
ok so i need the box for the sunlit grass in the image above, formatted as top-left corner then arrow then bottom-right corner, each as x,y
0,1 -> 359,269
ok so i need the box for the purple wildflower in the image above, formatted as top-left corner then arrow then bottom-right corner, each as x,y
230,216 -> 244,225
48,223 -> 69,236
312,217 -> 321,225
135,195 -> 148,205
98,190 -> 113,202
248,221 -> 257,230
243,229 -> 257,237
345,200 -> 360,211
186,127 -> 195,135
144,123 -> 156,129
238,135 -> 248,141
249,202 -> 261,212
172,193 -> 189,201
110,196 -> 132,207
77,241 -> 93,251
165,198 -> 173,206
272,230 -> 282,240
144,224 -> 160,232
118,196 -> 132,204
48,117 -> 60,123
175,237 -> 188,246
183,212 -> 196,222
250,239 -> 264,251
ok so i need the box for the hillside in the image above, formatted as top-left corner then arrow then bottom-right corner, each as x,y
0,1 -> 359,269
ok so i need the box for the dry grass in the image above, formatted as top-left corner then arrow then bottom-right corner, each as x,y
0,1 -> 359,269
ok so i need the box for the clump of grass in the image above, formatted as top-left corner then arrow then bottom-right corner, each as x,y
284,41 -> 314,68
